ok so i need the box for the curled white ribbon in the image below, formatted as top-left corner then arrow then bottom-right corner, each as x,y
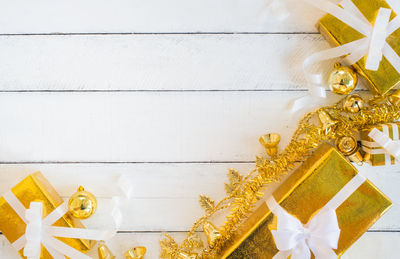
2,191 -> 114,259
366,124 -> 400,163
111,174 -> 133,230
267,173 -> 366,259
291,0 -> 400,112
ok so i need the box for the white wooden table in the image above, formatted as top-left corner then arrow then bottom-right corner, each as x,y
0,0 -> 399,258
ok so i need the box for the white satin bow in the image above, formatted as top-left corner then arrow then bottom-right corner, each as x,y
368,126 -> 400,162
267,173 -> 366,259
291,0 -> 400,112
3,191 -> 114,259
267,198 -> 340,259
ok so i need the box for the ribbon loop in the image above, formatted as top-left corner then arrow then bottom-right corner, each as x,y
368,127 -> 400,161
297,0 -> 400,111
267,174 -> 366,259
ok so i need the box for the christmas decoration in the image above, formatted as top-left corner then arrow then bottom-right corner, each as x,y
125,246 -> 147,259
98,241 -> 116,259
335,135 -> 363,164
160,91 -> 400,258
202,221 -> 222,249
328,63 -> 358,95
305,0 -> 400,96
259,133 -> 281,157
343,94 -> 364,113
68,186 -> 97,220
0,172 -> 113,258
361,123 -> 400,166
219,144 -> 391,258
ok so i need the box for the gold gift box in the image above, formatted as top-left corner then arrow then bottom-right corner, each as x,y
318,0 -> 400,96
0,172 -> 95,258
361,123 -> 400,166
220,144 -> 392,258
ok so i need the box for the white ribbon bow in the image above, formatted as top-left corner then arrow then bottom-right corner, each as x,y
3,192 -> 114,259
366,124 -> 400,163
267,173 -> 366,259
291,0 -> 400,112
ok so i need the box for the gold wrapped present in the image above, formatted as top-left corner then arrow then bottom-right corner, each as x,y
361,123 -> 400,166
219,144 -> 392,258
0,172 -> 95,258
317,0 -> 400,96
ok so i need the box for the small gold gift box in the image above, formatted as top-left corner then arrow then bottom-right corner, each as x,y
0,172 -> 95,258
361,123 -> 400,166
220,144 -> 392,258
318,0 -> 400,96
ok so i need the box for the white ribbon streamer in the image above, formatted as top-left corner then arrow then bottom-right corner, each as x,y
366,124 -> 400,163
267,173 -> 366,259
291,0 -> 400,112
2,191 -> 114,259
111,174 -> 133,230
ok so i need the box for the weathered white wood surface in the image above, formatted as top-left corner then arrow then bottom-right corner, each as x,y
0,0 -> 398,33
0,0 -> 399,258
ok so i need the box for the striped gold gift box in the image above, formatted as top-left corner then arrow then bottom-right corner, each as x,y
361,123 -> 400,166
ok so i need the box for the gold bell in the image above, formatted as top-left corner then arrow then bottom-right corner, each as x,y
68,186 -> 97,219
335,136 -> 363,165
98,241 -> 116,259
202,221 -> 221,248
328,63 -> 358,95
177,251 -> 198,259
343,94 -> 364,113
125,246 -> 147,259
318,110 -> 338,133
388,89 -> 400,106
259,133 -> 281,157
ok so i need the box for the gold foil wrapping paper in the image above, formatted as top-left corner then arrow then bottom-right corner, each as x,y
220,144 -> 392,258
361,123 -> 400,166
318,0 -> 400,96
0,172 -> 94,258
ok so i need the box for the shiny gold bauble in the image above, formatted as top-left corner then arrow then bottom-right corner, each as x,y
328,63 -> 358,95
98,242 -> 116,259
259,133 -> 281,157
68,186 -> 97,219
125,246 -> 147,259
343,94 -> 364,113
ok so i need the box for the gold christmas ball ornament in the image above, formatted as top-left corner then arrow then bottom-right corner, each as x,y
335,136 -> 363,165
259,133 -> 281,157
328,63 -> 358,95
68,186 -> 97,219
343,94 -> 364,113
125,246 -> 147,259
98,241 -> 116,259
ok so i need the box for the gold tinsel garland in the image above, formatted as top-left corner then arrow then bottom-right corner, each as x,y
160,93 -> 400,259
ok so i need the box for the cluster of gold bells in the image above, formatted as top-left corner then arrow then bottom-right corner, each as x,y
159,64 -> 400,258
67,186 -> 147,259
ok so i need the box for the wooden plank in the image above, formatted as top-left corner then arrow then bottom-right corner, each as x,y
0,163 -> 398,231
1,0 -> 399,34
0,0 -> 321,34
0,232 -> 399,258
0,34 -> 342,91
0,91 -> 349,162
